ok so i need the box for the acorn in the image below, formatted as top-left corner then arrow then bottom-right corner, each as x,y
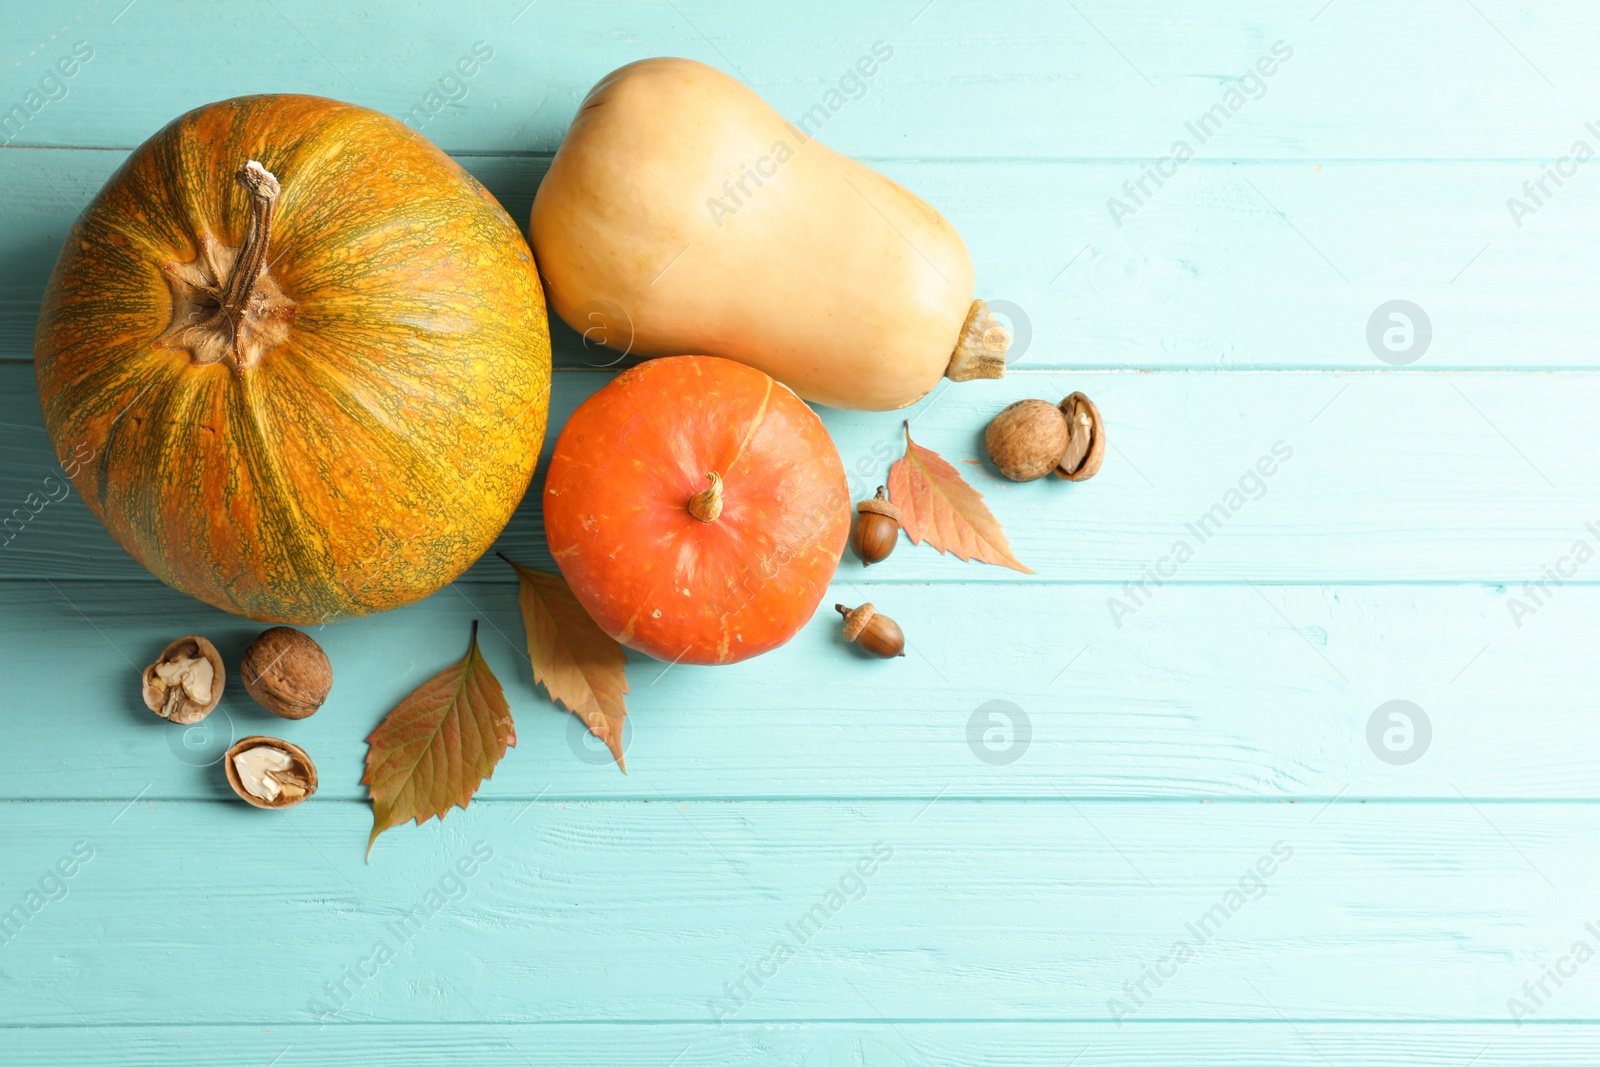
835,603 -> 905,658
850,486 -> 902,566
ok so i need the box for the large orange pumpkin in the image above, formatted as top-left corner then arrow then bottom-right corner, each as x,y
544,356 -> 849,665
35,95 -> 550,623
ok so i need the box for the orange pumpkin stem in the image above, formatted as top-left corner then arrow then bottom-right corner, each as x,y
153,160 -> 297,375
687,471 -> 724,522
215,162 -> 280,326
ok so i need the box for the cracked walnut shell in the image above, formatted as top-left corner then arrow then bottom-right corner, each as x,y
983,393 -> 1106,483
142,635 -> 225,725
225,736 -> 318,809
1055,392 -> 1105,481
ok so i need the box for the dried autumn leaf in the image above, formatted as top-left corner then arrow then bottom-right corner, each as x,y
887,423 -> 1034,574
362,620 -> 515,857
501,554 -> 630,772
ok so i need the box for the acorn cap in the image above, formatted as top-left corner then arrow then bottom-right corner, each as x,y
836,603 -> 876,642
857,487 -> 900,521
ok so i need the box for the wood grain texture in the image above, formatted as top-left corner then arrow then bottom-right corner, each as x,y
1,363 -> 1595,585
2,0 -> 1596,159
4,576 -> 1589,801
0,800 -> 1592,1025
2,1024 -> 1597,1067
5,151 -> 1600,372
1,0 -> 1595,1058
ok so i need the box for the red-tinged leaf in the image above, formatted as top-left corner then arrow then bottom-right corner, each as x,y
362,620 -> 514,857
887,423 -> 1034,574
501,554 -> 630,772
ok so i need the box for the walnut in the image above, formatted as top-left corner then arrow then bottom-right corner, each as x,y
241,627 -> 332,719
1055,392 -> 1105,481
985,399 -> 1070,481
142,636 -> 225,725
224,736 -> 317,809
983,393 -> 1106,482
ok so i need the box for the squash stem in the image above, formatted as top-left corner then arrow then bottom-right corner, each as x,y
152,160 -> 295,374
687,471 -> 724,522
945,299 -> 1010,382
212,161 -> 281,334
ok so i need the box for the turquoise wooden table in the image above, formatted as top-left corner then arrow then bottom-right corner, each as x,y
4,0 -> 1599,1063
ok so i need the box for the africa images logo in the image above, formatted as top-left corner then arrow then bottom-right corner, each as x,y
1106,40 -> 1293,227
1108,841 -> 1294,1025
1502,520 -> 1600,628
1106,441 -> 1293,628
705,41 -> 894,229
1504,120 -> 1600,229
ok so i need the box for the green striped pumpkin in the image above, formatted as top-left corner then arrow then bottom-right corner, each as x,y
35,95 -> 550,623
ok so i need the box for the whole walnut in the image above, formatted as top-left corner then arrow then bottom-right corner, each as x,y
241,627 -> 332,719
985,399 -> 1070,481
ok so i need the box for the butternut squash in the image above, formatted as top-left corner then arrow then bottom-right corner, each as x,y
529,58 -> 1008,411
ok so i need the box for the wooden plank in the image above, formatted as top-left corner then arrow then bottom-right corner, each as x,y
5,1 -> 1596,1057
2,0 -> 1596,160
2,577 -> 1593,801
0,1022 -> 1594,1066
2,363 -> 1596,585
0,799 -> 1592,1024
4,150 -> 1599,371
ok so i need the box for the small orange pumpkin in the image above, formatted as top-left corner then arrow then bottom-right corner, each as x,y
35,95 -> 550,623
544,356 -> 849,665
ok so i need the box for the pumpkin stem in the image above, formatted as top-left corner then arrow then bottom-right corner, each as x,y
687,471 -> 724,522
153,160 -> 297,374
945,299 -> 1009,382
215,161 -> 281,325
